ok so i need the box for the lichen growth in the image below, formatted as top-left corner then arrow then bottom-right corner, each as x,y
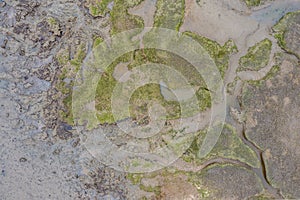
95,48 -> 213,124
244,0 -> 261,7
127,170 -> 173,198
93,36 -> 104,48
87,0 -> 145,33
95,53 -> 132,124
94,30 -> 237,124
181,124 -> 260,168
184,31 -> 238,78
55,43 -> 87,125
247,65 -> 281,86
127,173 -> 143,185
272,11 -> 300,59
110,0 -> 144,34
86,0 -> 113,17
92,1 -> 239,124
46,17 -> 61,36
237,39 -> 272,72
153,0 -> 185,30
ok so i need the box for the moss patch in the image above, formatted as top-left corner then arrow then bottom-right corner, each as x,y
95,52 -> 133,124
86,0 -> 113,17
95,46 -> 214,124
182,124 -> 260,168
87,0 -> 145,33
127,173 -> 143,185
247,65 -> 281,87
94,31 -> 237,124
244,0 -> 261,7
272,11 -> 300,59
153,0 -> 185,30
93,36 -> 104,48
110,0 -> 144,34
237,39 -> 272,72
184,31 -> 238,78
85,1 -> 236,125
56,43 -> 87,125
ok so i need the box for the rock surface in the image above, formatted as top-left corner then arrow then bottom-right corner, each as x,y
1,0 -> 300,199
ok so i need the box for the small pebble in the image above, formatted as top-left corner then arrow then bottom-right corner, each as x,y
19,157 -> 27,162
63,123 -> 73,131
0,37 -> 7,49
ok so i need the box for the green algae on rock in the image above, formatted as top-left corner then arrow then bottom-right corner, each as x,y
110,0 -> 144,34
93,36 -> 104,48
184,31 -> 238,78
182,124 -> 260,168
273,10 -> 300,59
246,65 -> 280,87
56,36 -> 106,125
95,52 -> 132,124
94,47 -> 213,124
56,43 -> 87,125
244,0 -> 261,7
153,0 -> 185,30
86,0 -> 113,17
237,39 -> 272,72
89,1 -> 233,124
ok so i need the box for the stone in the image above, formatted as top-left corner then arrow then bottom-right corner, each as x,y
241,54 -> 300,198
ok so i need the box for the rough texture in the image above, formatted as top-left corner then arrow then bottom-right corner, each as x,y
0,0 -> 126,199
1,0 -> 300,199
273,11 -> 300,59
241,54 -> 300,198
238,39 -> 272,72
188,164 -> 264,199
182,124 -> 260,168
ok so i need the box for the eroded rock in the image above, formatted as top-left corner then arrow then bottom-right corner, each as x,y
273,11 -> 300,59
188,164 -> 264,199
241,54 -> 300,198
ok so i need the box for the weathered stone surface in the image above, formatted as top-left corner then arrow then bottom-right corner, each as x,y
188,164 -> 264,199
159,174 -> 200,200
128,164 -> 264,199
2,0 -> 300,199
273,11 -> 300,59
241,54 -> 300,198
182,124 -> 260,168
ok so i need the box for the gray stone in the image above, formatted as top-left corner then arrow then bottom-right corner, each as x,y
241,55 -> 300,198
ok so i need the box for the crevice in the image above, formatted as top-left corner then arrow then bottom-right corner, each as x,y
172,156 -> 253,173
259,151 -> 268,185
241,125 -> 284,199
